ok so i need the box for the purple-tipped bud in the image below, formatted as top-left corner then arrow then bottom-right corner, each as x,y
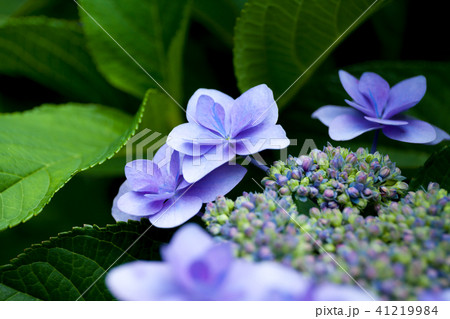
279,186 -> 290,195
345,153 -> 357,164
362,188 -> 373,199
370,159 -> 381,171
299,155 -> 313,171
323,189 -> 336,201
291,169 -> 302,180
275,174 -> 289,186
241,201 -> 255,210
309,187 -> 319,198
356,171 -> 368,184
309,207 -> 321,218
264,179 -> 276,188
258,246 -> 274,260
359,161 -> 369,172
368,224 -> 381,236
379,166 -> 390,178
347,187 -> 360,198
297,185 -> 309,197
330,155 -> 344,169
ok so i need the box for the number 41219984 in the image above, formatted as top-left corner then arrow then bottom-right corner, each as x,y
376,306 -> 438,316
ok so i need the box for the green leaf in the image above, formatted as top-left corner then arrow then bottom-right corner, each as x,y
0,220 -> 173,301
0,283 -> 38,300
78,0 -> 192,99
0,0 -> 27,23
234,0 -> 386,106
0,17 -> 129,107
85,89 -> 184,177
192,0 -> 246,47
11,0 -> 78,20
0,103 -> 144,231
410,145 -> 450,191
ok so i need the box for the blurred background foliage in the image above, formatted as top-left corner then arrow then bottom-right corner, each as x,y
0,0 -> 448,264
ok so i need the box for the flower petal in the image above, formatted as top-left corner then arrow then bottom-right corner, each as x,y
223,261 -> 310,301
383,75 -> 426,119
235,124 -> 289,155
426,125 -> 450,145
112,182 -> 144,222
329,114 -> 382,141
124,160 -> 162,192
185,163 -> 247,202
195,95 -> 228,137
182,144 -> 234,183
186,88 -> 234,127
312,105 -> 362,126
345,100 -> 376,117
345,100 -> 377,117
382,116 -> 436,143
339,70 -> 369,107
313,284 -> 374,301
230,84 -> 278,136
161,224 -> 214,264
184,243 -> 235,294
358,72 -> 390,116
167,123 -> 220,156
149,195 -> 203,228
364,116 -> 408,126
117,191 -> 165,216
152,144 -> 173,167
106,261 -> 183,301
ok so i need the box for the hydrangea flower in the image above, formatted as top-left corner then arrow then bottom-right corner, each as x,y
419,289 -> 450,301
106,224 -> 372,300
312,71 -> 449,145
167,84 -> 290,183
262,145 -> 408,211
112,145 -> 246,228
204,181 -> 450,300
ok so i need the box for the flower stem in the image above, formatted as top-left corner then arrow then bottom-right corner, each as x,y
248,156 -> 270,173
371,129 -> 380,154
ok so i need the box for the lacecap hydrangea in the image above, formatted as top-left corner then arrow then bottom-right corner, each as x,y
203,181 -> 449,300
262,145 -> 408,211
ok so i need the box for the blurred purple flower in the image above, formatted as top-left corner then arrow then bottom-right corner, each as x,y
167,84 -> 290,182
312,70 -> 449,144
112,145 -> 246,228
419,289 -> 450,301
106,224 -> 374,301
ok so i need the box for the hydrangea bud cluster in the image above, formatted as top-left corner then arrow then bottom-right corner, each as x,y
203,183 -> 450,300
202,190 -> 307,262
262,145 -> 408,211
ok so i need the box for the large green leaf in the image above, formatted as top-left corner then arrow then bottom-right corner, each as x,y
0,283 -> 38,300
281,60 -> 450,170
78,0 -> 192,100
0,0 -> 28,22
410,146 -> 450,191
12,0 -> 78,20
234,0 -> 386,106
85,89 -> 184,177
0,103 -> 144,231
0,17 -> 130,107
0,220 -> 172,301
192,0 -> 246,47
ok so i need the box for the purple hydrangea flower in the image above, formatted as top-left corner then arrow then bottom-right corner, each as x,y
167,84 -> 290,182
419,289 -> 450,301
106,224 -> 374,301
312,71 -> 449,144
112,145 -> 246,228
